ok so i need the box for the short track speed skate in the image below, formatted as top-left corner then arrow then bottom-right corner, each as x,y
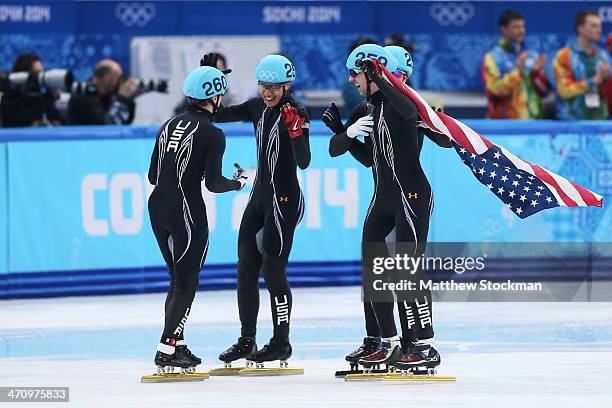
141,347 -> 208,383
239,338 -> 304,376
358,338 -> 402,369
210,336 -> 257,376
335,336 -> 390,378
394,340 -> 441,372
383,341 -> 455,382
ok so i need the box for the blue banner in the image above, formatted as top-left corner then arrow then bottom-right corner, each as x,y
0,121 -> 609,297
2,2 -> 611,35
0,144 -> 7,274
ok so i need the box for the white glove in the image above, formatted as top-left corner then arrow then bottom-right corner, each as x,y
346,115 -> 373,139
233,163 -> 256,190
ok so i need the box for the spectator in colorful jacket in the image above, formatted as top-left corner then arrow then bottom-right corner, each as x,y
552,10 -> 611,120
482,10 -> 550,119
600,32 -> 612,116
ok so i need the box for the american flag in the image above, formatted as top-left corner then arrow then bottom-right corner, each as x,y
374,61 -> 604,219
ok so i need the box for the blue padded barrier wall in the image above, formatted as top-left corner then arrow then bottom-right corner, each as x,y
0,120 -> 609,298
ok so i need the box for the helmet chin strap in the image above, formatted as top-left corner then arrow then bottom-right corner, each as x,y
209,95 -> 220,115
363,67 -> 372,104
363,68 -> 375,115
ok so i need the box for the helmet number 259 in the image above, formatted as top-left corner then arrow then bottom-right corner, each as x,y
355,52 -> 388,67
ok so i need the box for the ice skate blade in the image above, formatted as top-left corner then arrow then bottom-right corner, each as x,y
239,367 -> 304,376
209,367 -> 245,376
141,371 -> 209,383
344,372 -> 388,381
335,368 -> 388,378
383,373 -> 456,382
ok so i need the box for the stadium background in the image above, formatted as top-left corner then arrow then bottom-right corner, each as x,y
0,1 -> 610,298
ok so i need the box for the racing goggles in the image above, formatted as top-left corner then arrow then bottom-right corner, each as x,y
258,82 -> 284,91
348,68 -> 363,78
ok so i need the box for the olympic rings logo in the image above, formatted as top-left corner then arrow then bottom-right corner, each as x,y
599,6 -> 612,23
115,2 -> 156,27
258,70 -> 279,82
430,2 -> 475,27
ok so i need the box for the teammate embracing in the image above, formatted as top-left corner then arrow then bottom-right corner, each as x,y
206,54 -> 311,367
325,44 -> 445,373
147,66 -> 251,373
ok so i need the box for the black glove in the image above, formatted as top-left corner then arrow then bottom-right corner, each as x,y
200,53 -> 232,75
321,103 -> 344,134
357,58 -> 379,79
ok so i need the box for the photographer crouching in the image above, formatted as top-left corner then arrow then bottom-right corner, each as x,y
68,59 -> 139,125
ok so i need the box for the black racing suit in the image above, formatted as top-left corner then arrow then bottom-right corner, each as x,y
330,81 -> 449,341
215,95 -> 310,341
148,107 -> 240,346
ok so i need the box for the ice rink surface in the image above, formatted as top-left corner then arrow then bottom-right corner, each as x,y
1,286 -> 612,407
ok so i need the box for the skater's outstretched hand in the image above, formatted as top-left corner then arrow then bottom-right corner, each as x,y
281,103 -> 307,139
200,52 -> 232,75
233,163 -> 256,190
321,103 -> 344,134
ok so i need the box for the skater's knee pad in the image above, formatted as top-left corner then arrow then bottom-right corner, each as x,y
237,260 -> 260,289
261,251 -> 289,293
173,273 -> 199,295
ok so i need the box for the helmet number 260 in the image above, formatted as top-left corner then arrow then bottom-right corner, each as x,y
202,76 -> 227,97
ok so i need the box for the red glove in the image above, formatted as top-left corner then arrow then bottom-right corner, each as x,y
281,103 -> 306,139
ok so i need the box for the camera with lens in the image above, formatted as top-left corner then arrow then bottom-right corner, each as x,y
70,77 -> 168,97
0,69 -> 74,96
129,77 -> 169,94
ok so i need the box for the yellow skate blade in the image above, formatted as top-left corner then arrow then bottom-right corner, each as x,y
209,367 -> 245,376
141,371 -> 209,383
344,372 -> 387,381
239,367 -> 304,376
383,373 -> 456,382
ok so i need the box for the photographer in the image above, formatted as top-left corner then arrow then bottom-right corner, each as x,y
68,59 -> 138,125
0,53 -> 63,127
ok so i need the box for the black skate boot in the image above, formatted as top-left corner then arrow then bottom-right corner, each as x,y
358,337 -> 402,370
154,348 -> 196,374
219,336 -> 257,365
345,336 -> 380,370
176,345 -> 201,366
395,338 -> 441,375
399,337 -> 415,356
250,337 -> 292,367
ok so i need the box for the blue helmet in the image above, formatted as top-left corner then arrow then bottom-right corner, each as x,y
182,66 -> 228,100
346,43 -> 398,73
384,45 -> 413,77
255,54 -> 296,83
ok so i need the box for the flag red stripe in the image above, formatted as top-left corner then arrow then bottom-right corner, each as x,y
529,163 -> 577,206
380,68 -> 448,135
568,179 -> 603,206
437,113 -> 479,154
480,135 -> 494,149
